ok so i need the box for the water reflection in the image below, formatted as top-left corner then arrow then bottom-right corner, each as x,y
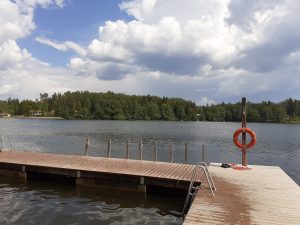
0,176 -> 183,225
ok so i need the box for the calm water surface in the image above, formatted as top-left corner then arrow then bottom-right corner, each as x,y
0,119 -> 299,224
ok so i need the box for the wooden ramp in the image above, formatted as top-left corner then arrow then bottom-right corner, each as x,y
0,151 -> 196,190
184,163 -> 300,225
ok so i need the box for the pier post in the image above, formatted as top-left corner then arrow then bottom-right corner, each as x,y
241,97 -> 247,166
21,165 -> 27,182
84,138 -> 89,156
108,139 -> 112,158
126,139 -> 130,159
202,144 -> 206,163
169,142 -> 173,163
139,141 -> 143,160
154,141 -> 157,161
185,143 -> 188,164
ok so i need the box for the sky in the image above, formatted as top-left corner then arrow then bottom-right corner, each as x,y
0,0 -> 300,105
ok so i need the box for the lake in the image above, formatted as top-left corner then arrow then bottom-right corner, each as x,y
0,119 -> 299,224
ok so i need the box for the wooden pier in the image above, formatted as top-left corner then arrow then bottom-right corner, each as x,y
0,151 -> 300,224
184,163 -> 300,225
0,151 -> 198,192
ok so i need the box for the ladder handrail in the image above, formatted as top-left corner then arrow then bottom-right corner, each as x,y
0,135 -> 12,151
198,162 -> 216,191
182,162 -> 216,217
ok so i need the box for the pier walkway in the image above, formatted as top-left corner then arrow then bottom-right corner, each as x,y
184,163 -> 300,225
1,151 -> 300,224
0,151 -> 197,191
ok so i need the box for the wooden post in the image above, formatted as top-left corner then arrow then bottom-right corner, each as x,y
85,138 -> 89,156
185,143 -> 188,164
108,139 -> 112,158
241,97 -> 247,166
0,137 -> 2,152
139,141 -> 143,160
126,139 -> 130,159
154,141 -> 157,161
201,144 -> 205,163
169,142 -> 173,163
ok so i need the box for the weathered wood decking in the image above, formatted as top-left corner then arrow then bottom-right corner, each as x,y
0,151 -> 197,190
184,163 -> 300,225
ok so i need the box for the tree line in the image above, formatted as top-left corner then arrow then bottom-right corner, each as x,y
0,91 -> 299,123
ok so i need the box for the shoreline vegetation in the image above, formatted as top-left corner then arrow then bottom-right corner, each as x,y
0,91 -> 300,124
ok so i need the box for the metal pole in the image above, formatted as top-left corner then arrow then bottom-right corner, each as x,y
169,142 -> 173,163
126,139 -> 130,159
185,143 -> 188,164
241,97 -> 247,166
202,144 -> 205,163
139,141 -> 143,160
85,138 -> 89,156
108,139 -> 112,158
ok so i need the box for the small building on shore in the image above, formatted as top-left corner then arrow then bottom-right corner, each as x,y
0,113 -> 11,118
29,110 -> 42,116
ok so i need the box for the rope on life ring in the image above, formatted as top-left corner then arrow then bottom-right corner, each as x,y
233,127 -> 256,150
229,163 -> 252,170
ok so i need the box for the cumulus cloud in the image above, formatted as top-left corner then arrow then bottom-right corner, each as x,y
1,0 -> 300,103
0,0 -> 67,98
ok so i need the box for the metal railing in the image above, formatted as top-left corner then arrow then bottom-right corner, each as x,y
0,135 -> 13,151
182,162 -> 216,217
84,138 -> 207,164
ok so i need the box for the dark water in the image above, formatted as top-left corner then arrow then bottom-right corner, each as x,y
0,119 -> 299,224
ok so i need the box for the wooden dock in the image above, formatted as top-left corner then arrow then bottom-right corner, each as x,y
184,163 -> 300,225
0,151 -> 197,191
1,151 -> 300,224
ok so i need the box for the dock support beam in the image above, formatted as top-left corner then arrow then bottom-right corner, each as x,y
138,176 -> 146,193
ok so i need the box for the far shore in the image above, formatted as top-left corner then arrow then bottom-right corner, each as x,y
13,116 -> 64,120
1,116 -> 300,124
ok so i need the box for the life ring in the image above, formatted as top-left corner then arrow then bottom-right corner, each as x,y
233,128 -> 256,149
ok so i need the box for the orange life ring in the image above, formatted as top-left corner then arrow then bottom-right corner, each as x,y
233,127 -> 256,150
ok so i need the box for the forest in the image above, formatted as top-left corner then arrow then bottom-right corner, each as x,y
0,91 -> 300,123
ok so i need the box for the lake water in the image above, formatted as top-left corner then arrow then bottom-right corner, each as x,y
0,119 -> 299,224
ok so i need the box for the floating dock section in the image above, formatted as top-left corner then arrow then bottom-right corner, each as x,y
0,151 -> 299,224
0,151 -> 197,192
184,163 -> 300,225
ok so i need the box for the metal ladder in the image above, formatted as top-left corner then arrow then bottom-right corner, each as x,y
182,162 -> 216,217
0,135 -> 12,151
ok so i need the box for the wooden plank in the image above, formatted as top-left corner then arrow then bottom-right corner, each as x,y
0,151 -> 196,182
184,163 -> 300,225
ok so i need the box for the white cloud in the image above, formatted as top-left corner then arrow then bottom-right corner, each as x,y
119,0 -> 157,21
88,39 -> 131,62
36,37 -> 87,56
199,97 -> 216,106
0,40 -> 31,70
1,0 -> 300,104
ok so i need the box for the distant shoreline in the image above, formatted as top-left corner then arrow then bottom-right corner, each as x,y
1,116 -> 299,124
13,116 -> 64,120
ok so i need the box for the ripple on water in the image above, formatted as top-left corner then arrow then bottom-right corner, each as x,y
0,177 -> 183,225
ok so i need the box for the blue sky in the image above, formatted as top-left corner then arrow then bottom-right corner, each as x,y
1,0 -> 300,104
18,0 -> 132,66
